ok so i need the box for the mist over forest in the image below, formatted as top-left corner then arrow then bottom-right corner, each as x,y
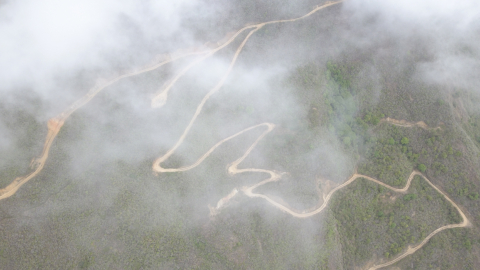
1,0 -> 480,269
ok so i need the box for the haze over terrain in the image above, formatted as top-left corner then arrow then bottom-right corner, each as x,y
1,0 -> 480,269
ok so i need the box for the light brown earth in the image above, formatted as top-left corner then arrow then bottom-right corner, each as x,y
379,117 -> 442,130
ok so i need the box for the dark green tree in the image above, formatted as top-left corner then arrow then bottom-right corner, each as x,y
418,164 -> 427,172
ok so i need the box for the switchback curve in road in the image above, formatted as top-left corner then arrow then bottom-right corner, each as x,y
152,1 -> 344,170
0,1 -> 343,201
145,0 -> 469,267
155,118 -> 470,269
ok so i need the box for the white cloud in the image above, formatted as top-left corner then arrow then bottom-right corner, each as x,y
345,0 -> 480,30
0,0 -> 201,97
344,0 -> 480,91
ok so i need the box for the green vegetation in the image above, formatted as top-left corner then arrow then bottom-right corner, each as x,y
289,57 -> 480,269
362,110 -> 385,126
330,177 -> 462,269
2,4 -> 480,269
418,164 -> 427,172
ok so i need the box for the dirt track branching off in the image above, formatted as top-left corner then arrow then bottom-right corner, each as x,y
380,117 -> 442,131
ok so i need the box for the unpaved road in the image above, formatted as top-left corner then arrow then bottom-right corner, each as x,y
0,1 -> 470,269
367,171 -> 470,269
0,1 -> 343,201
141,0 -> 470,267
243,170 -> 470,270
0,119 -> 64,200
150,1 -> 344,108
152,1 -> 343,170
157,119 -> 470,269
0,49 -> 212,200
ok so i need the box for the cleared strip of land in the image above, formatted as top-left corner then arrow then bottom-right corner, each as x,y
379,117 -> 442,130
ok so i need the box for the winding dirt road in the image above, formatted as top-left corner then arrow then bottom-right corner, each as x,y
1,1 -> 470,269
152,1 -> 343,170
366,171 -> 470,269
156,119 -> 470,269
0,1 -> 344,201
151,1 -> 344,108
243,170 -> 471,270
147,2 -> 468,267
